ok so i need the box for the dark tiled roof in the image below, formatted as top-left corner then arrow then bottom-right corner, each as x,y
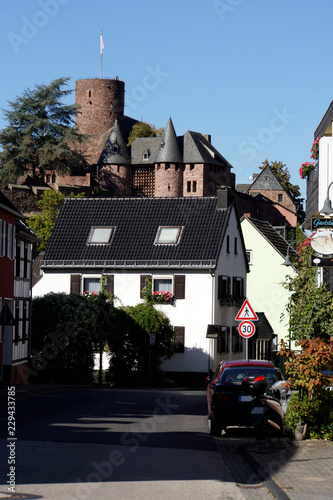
0,191 -> 23,218
16,219 -> 39,242
182,131 -> 231,167
236,184 -> 251,193
244,217 -> 297,258
314,100 -> 333,139
42,196 -> 232,268
130,136 -> 162,165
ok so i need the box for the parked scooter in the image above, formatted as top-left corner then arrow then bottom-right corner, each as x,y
242,375 -> 287,440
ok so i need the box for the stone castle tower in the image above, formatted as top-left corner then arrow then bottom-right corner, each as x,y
75,78 -> 125,164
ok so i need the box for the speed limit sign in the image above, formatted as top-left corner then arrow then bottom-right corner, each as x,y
238,320 -> 256,338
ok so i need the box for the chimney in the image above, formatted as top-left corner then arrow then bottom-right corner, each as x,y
217,186 -> 233,209
203,134 -> 211,143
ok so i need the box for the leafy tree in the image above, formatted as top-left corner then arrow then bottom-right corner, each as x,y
282,235 -> 333,341
27,189 -> 84,251
259,160 -> 304,220
0,77 -> 87,184
127,121 -> 163,146
27,190 -> 64,251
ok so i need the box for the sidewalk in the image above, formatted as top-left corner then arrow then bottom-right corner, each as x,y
217,431 -> 333,500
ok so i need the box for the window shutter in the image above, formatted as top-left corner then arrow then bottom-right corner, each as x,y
105,274 -> 114,295
217,327 -> 229,354
140,274 -> 151,298
232,326 -> 243,353
232,277 -> 237,298
174,326 -> 185,353
70,274 -> 81,294
218,276 -> 231,299
174,275 -> 185,299
232,277 -> 244,300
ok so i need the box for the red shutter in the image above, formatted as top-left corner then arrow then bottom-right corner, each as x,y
70,274 -> 81,294
174,275 -> 185,299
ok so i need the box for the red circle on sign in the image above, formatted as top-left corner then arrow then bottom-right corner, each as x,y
238,320 -> 256,338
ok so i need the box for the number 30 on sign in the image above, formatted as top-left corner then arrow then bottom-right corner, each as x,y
238,320 -> 256,338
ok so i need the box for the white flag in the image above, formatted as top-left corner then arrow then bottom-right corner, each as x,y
100,30 -> 104,56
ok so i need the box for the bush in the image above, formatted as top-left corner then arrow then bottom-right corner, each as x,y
286,391 -> 333,440
31,293 -> 97,384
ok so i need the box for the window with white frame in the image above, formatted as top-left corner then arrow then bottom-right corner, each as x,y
155,226 -> 183,245
7,223 -> 15,260
87,227 -> 115,245
83,278 -> 102,294
153,277 -> 173,293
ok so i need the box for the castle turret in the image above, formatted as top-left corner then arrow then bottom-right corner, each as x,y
155,118 -> 183,197
97,120 -> 132,196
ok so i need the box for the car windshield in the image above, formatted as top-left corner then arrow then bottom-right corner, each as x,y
219,367 -> 279,387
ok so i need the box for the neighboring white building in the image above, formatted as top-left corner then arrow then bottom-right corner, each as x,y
33,190 -> 249,376
240,216 -> 297,351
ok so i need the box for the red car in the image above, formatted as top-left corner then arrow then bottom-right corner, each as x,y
206,359 -> 284,436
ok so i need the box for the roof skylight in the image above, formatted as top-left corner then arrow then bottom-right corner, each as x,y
87,227 -> 115,245
155,226 -> 183,245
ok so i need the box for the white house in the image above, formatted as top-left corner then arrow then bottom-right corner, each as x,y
240,216 -> 298,352
34,189 -> 250,376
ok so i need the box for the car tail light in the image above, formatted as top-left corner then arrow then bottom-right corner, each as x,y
216,393 -> 228,402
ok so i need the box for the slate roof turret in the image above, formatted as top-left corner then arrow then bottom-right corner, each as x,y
155,118 -> 182,163
97,120 -> 130,165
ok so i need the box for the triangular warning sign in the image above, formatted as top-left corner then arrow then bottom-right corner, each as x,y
235,299 -> 259,321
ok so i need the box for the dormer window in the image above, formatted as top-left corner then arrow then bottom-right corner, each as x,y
87,227 -> 115,245
143,149 -> 150,160
160,141 -> 164,149
155,226 -> 183,245
113,145 -> 119,153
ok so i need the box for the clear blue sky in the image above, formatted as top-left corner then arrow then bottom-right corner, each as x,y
1,0 -> 332,201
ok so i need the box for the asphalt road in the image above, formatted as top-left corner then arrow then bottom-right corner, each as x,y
0,387 -> 245,500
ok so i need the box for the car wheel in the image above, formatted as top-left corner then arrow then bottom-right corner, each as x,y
208,417 -> 222,437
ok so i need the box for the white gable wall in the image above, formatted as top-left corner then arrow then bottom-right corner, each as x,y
241,218 -> 296,347
211,207 -> 248,369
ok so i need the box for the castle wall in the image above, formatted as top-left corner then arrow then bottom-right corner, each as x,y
154,164 -> 183,197
183,163 -> 204,196
99,165 -> 132,197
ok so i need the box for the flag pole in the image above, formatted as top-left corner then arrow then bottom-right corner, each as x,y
100,30 -> 104,78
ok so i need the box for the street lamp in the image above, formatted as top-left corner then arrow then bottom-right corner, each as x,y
281,241 -> 300,267
319,181 -> 333,216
